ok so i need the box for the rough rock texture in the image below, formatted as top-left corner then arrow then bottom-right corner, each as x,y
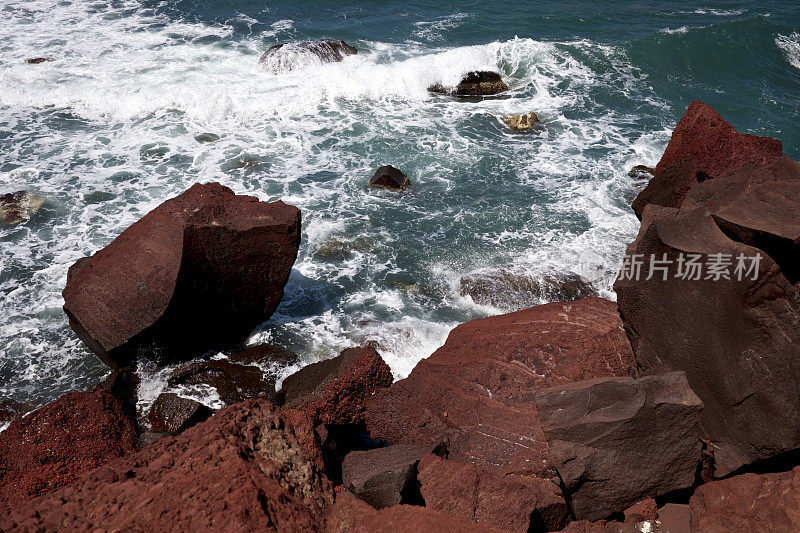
535,372 -> 703,521
0,190 -> 45,224
429,71 -> 509,96
365,297 -> 636,479
0,389 -> 137,510
0,400 -> 334,532
168,359 -> 276,405
631,100 -> 783,219
326,492 -> 513,533
259,40 -> 357,73
504,111 -> 540,132
616,156 -> 800,476
460,267 -> 596,310
689,467 -> 800,532
342,445 -> 427,509
148,393 -> 213,433
62,182 -> 301,367
418,454 -> 570,532
624,499 -> 658,524
282,346 -> 393,425
369,165 -> 410,190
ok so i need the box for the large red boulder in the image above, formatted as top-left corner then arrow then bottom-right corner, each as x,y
62,182 -> 301,367
0,389 -> 137,510
365,297 -> 635,477
631,100 -> 783,218
281,346 -> 393,426
325,492 -> 513,533
616,116 -> 800,475
690,467 -> 800,532
535,372 -> 703,521
0,400 -> 333,531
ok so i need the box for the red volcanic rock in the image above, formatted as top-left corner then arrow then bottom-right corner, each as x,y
364,297 -> 635,479
282,346 -> 393,425
535,372 -> 703,521
62,182 -> 301,367
623,499 -> 658,524
326,491 -> 513,533
0,400 -> 333,532
418,454 -> 569,532
615,200 -> 800,476
690,467 -> 800,532
632,100 -> 783,219
0,389 -> 137,510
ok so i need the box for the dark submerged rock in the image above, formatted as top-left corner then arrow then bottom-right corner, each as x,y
627,164 -> 656,179
459,267 -> 596,310
368,165 -> 410,190
147,393 -> 213,434
167,359 -> 277,405
62,182 -> 301,368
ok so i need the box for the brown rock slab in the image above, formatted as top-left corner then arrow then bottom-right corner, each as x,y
535,372 -> 703,521
282,346 -> 393,425
148,392 -> 213,433
342,445 -> 427,509
62,182 -> 301,367
326,491 -> 513,533
0,389 -> 137,510
369,165 -> 410,190
631,100 -> 783,219
418,454 -> 569,532
168,359 -> 276,405
0,399 -> 333,531
690,467 -> 800,532
365,297 -> 636,479
658,503 -> 690,533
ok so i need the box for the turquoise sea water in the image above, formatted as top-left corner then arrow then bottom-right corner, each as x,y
1,0 -> 798,411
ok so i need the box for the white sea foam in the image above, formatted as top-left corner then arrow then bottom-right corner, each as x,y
661,26 -> 689,34
0,0 -> 671,407
777,32 -> 800,71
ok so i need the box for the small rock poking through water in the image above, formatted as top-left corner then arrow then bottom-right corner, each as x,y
0,191 -> 46,225
369,165 -> 411,190
428,71 -> 509,96
504,111 -> 540,132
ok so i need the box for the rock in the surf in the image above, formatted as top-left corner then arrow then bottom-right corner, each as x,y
281,345 -> 392,425
535,372 -> 703,521
259,39 -> 357,73
0,400 -> 334,531
631,100 -> 783,219
0,389 -> 137,510
0,399 -> 32,425
148,393 -> 213,434
459,267 -> 596,310
1,190 -> 45,225
368,165 -> 410,190
428,71 -> 509,96
25,57 -> 53,64
168,359 -> 276,405
503,111 -> 540,132
627,164 -> 656,179
62,182 -> 301,368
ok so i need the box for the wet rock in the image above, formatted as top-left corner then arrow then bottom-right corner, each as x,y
315,235 -> 373,260
535,372 -> 703,521
418,454 -> 570,532
25,57 -> 53,64
259,39 -> 357,73
428,71 -> 509,96
627,164 -> 656,180
0,399 -> 32,425
147,393 -> 213,434
368,165 -> 410,190
0,389 -> 137,510
194,132 -> 220,143
342,445 -> 427,509
281,346 -> 393,426
1,400 -> 334,531
96,367 -> 139,422
364,298 -> 636,490
0,190 -> 45,225
503,111 -> 540,132
631,100 -> 783,219
230,342 -> 298,366
459,267 -> 596,310
326,491 -> 513,533
168,359 -> 276,405
62,182 -> 301,368
690,466 -> 800,532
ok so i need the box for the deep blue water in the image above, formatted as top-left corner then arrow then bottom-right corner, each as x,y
0,0 -> 798,412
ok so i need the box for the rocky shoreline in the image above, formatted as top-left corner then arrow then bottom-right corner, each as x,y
1,99 -> 799,532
